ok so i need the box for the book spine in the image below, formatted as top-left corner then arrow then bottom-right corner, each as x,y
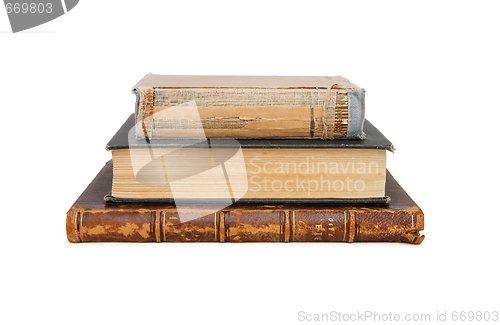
133,87 -> 365,140
67,207 -> 424,244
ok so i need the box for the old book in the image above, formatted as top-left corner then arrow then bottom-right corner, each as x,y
133,74 -> 365,140
66,161 -> 424,244
106,115 -> 393,203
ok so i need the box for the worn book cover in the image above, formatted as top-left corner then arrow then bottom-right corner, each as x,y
66,161 -> 424,244
133,74 -> 365,140
105,115 -> 393,203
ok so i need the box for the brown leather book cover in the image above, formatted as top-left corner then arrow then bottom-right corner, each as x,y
66,161 -> 424,244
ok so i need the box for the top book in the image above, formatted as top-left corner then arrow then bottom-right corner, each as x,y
133,74 -> 365,140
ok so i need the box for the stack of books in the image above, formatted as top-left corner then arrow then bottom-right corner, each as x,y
66,75 -> 424,244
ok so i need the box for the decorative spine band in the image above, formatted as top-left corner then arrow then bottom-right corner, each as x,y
284,211 -> 291,242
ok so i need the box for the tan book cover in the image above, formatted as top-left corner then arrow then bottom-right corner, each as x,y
133,74 -> 366,140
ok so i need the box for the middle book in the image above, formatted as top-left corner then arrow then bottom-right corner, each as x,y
105,115 -> 392,204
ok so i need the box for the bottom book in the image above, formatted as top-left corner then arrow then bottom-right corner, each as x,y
66,161 -> 424,244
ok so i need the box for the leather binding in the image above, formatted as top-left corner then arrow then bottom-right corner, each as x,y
67,161 -> 424,244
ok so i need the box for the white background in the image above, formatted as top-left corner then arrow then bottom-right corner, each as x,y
1,1 -> 499,324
